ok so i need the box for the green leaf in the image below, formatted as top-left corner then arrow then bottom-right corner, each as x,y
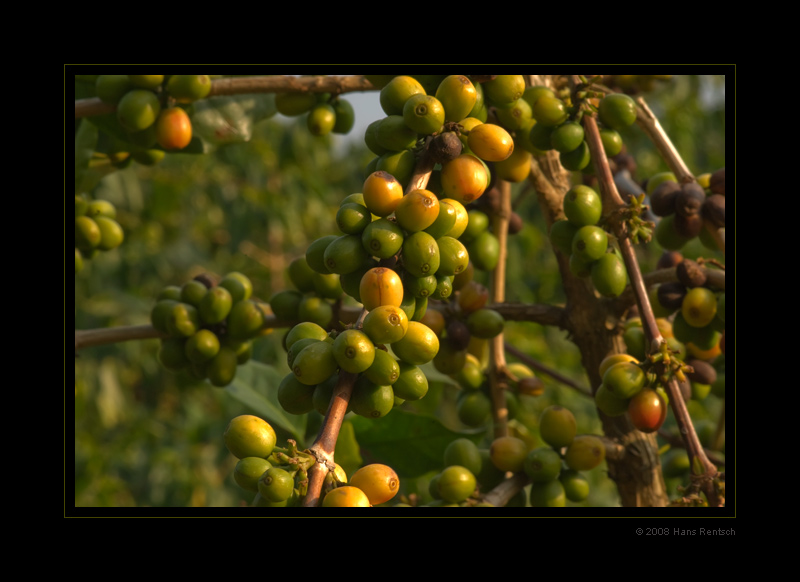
224,361 -> 306,443
350,409 -> 481,479
333,420 -> 363,479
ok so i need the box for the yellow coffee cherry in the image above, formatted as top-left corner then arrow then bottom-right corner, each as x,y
362,170 -> 404,217
349,464 -> 400,506
440,154 -> 489,205
395,189 -> 440,232
467,123 -> 514,162
359,267 -> 404,312
494,148 -> 532,182
322,485 -> 371,507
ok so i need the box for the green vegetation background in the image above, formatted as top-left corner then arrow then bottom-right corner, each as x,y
71,75 -> 726,509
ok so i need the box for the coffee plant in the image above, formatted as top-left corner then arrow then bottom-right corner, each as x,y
72,73 -> 729,515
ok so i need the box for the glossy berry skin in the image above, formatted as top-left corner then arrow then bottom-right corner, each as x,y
117,89 -> 161,133
435,75 -> 478,122
156,107 -> 192,150
390,321 -> 439,366
349,464 -> 400,505
362,305 -> 408,345
467,123 -> 514,162
603,361 -> 645,399
563,185 -> 602,226
523,447 -> 562,483
591,253 -> 627,298
437,465 -> 477,504
234,457 -> 272,492
598,93 -> 638,130
223,415 -> 277,460
363,171 -> 404,217
489,436 -> 528,473
395,189 -> 440,232
571,225 -> 608,262
538,405 -> 577,449
322,486 -> 371,507
359,267 -> 404,312
403,94 -> 445,135
258,467 -> 295,502
627,387 -> 667,433
564,435 -> 605,471
440,154 -> 489,204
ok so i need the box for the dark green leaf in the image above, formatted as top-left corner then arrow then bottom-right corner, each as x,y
350,409 -> 483,479
224,361 -> 306,443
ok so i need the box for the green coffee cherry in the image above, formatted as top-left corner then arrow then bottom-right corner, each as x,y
234,457 -> 272,492
206,346 -> 239,387
278,373 -> 317,414
332,329 -> 376,374
184,329 -> 221,364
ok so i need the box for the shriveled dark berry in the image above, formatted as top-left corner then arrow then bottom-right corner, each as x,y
657,281 -> 686,311
649,181 -> 680,217
656,250 -> 683,270
194,273 -> 216,288
428,131 -> 463,165
446,319 -> 472,351
686,358 -> 717,385
676,259 -> 707,289
702,194 -> 725,229
507,212 -> 523,235
673,212 -> 704,238
709,168 -> 725,196
675,183 -> 705,217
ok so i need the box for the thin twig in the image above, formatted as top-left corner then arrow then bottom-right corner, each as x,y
75,75 -> 377,119
503,342 -> 592,397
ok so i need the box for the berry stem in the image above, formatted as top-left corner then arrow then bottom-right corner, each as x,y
302,308 -> 368,507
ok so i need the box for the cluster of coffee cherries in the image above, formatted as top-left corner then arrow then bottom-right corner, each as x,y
321,463 -> 400,507
594,352 -> 670,433
421,405 -> 605,507
524,85 -> 636,172
363,74 -> 518,192
277,291 -> 437,419
225,413 -> 403,508
75,194 -> 125,273
490,406 -> 606,507
650,168 -> 725,251
150,271 -> 267,386
93,74 -> 211,166
549,184 -> 628,297
274,88 -> 355,137
653,253 -> 725,360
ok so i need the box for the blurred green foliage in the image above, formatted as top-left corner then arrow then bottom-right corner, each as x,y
71,74 -> 726,510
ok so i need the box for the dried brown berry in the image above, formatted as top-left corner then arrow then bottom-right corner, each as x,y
428,131 -> 463,165
675,183 -> 705,217
673,212 -> 704,238
657,281 -> 686,311
649,181 -> 680,217
686,358 -> 717,385
446,319 -> 472,351
656,250 -> 683,270
709,168 -> 725,196
702,194 -> 725,229
676,259 -> 707,289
